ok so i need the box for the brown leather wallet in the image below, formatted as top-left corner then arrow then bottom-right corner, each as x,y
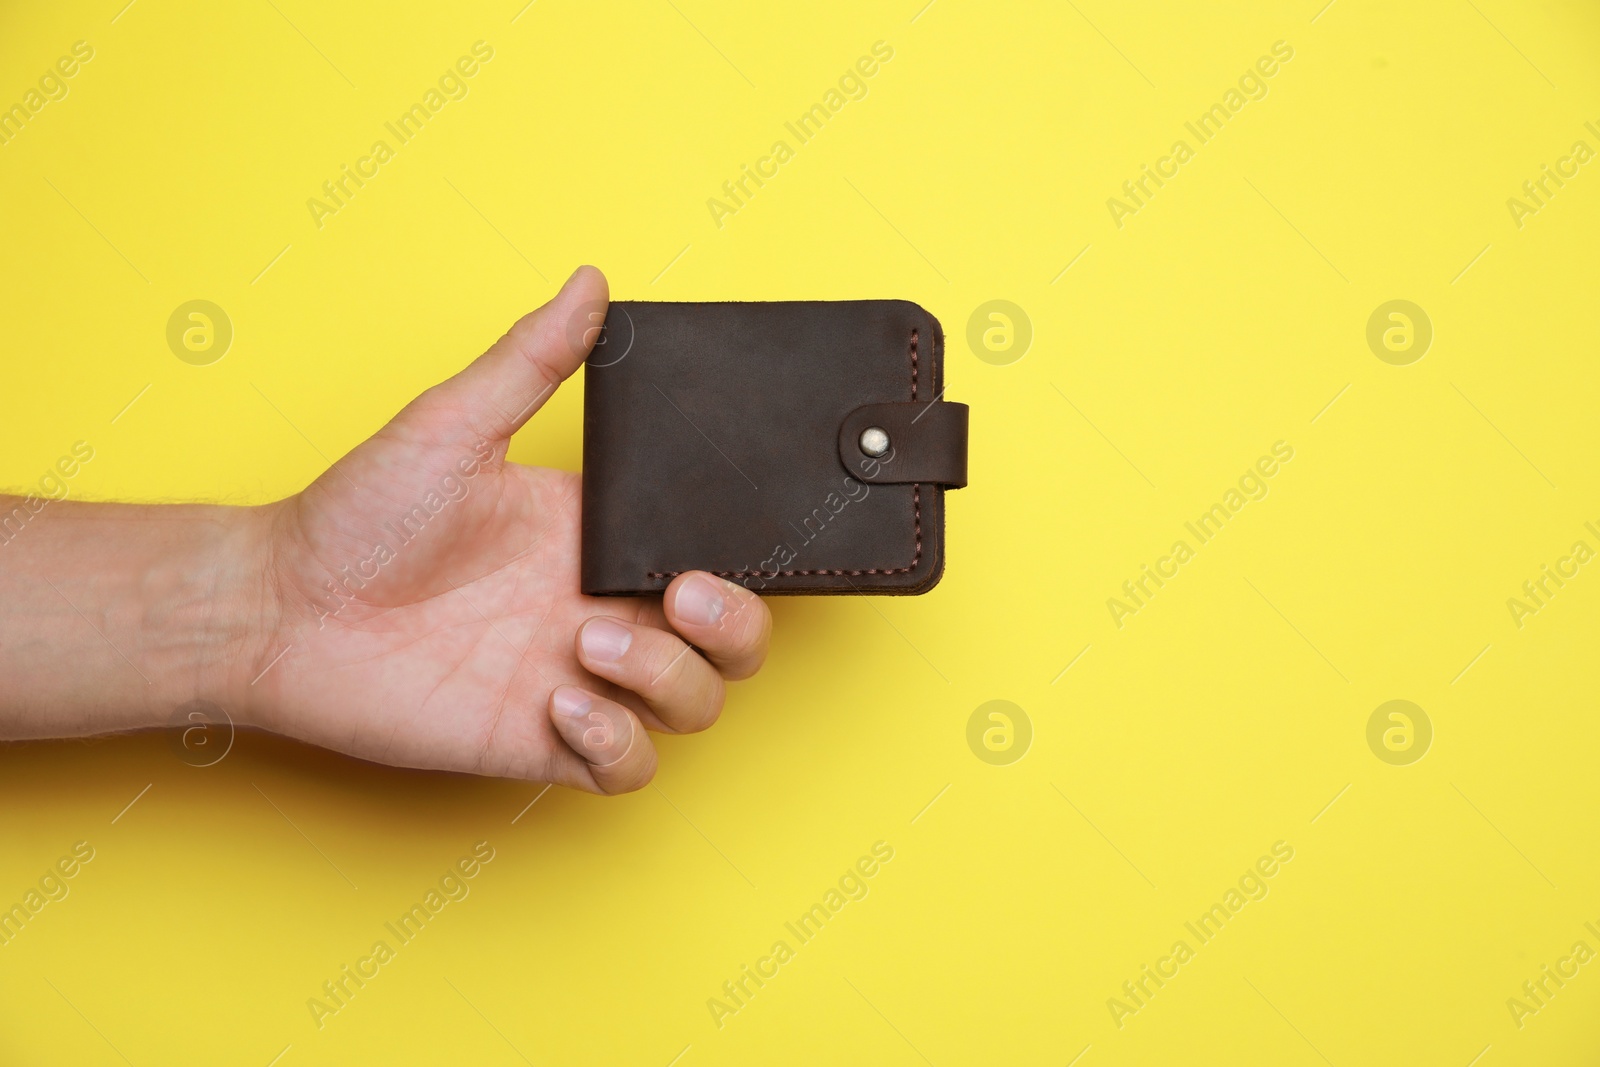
581,300 -> 969,596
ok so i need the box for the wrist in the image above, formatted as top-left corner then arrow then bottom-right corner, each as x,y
173,501 -> 286,730
107,501 -> 286,732
196,505 -> 288,729
0,498 -> 284,739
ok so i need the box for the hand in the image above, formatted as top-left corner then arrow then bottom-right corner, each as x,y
241,266 -> 772,792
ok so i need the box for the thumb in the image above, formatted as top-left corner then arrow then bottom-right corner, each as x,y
418,265 -> 609,442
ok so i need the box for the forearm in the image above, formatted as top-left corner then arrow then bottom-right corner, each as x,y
0,497 -> 278,739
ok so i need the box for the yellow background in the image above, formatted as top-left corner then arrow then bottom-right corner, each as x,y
3,0 -> 1599,1062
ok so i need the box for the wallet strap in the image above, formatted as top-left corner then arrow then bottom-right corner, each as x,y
838,402 -> 969,488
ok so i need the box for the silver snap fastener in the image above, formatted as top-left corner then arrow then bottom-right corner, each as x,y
859,427 -> 890,458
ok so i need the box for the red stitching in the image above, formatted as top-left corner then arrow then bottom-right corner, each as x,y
649,486 -> 920,579
648,326 -> 925,581
910,326 -> 918,402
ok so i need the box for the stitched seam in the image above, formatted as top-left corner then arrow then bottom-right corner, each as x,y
910,325 -> 918,402
648,326 -> 924,581
650,486 -> 920,579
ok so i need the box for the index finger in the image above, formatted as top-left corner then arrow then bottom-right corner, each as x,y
660,572 -> 771,681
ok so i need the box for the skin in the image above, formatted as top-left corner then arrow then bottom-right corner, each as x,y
0,266 -> 771,794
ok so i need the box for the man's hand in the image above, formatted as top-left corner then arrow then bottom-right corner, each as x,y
0,266 -> 771,794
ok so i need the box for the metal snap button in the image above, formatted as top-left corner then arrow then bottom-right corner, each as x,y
859,427 -> 891,458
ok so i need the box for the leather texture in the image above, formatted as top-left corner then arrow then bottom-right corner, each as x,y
837,401 -> 969,487
581,300 -> 968,596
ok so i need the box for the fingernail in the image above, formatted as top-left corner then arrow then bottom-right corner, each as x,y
676,575 -> 727,627
551,687 -> 627,766
551,685 -> 592,720
581,617 -> 632,663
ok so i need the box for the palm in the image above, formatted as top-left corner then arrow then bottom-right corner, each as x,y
264,428 -> 621,778
239,267 -> 770,792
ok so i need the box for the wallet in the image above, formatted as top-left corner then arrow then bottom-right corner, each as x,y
580,300 -> 969,596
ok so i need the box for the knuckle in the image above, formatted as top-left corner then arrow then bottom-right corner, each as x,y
529,352 -> 565,396
507,307 -> 546,347
410,381 -> 447,410
640,639 -> 694,698
649,647 -> 723,733
402,382 -> 456,426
